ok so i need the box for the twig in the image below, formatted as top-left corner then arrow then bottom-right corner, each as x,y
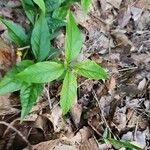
77,79 -> 90,88
17,46 -> 30,51
92,90 -> 113,136
118,67 -> 138,72
0,121 -> 30,145
44,83 -> 52,110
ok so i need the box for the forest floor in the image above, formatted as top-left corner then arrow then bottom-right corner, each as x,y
0,0 -> 150,150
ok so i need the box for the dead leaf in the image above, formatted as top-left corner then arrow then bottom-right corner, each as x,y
134,131 -> 146,148
113,107 -> 127,130
0,38 -> 16,75
79,138 -> 99,150
135,0 -> 150,10
130,6 -> 143,21
111,29 -> 134,49
70,103 -> 82,128
60,126 -> 92,145
117,6 -> 131,27
33,140 -> 59,150
107,76 -> 117,94
137,78 -> 147,91
98,143 -> 112,150
107,0 -> 122,9
0,94 -> 11,108
122,132 -> 133,141
99,0 -> 112,11
0,23 -> 5,32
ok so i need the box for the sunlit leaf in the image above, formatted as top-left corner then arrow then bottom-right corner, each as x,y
20,83 -> 43,120
33,0 -> 46,14
31,13 -> 50,61
0,18 -> 28,46
60,70 -> 77,114
65,11 -> 82,63
81,0 -> 91,13
0,60 -> 33,95
16,61 -> 65,83
74,59 -> 108,80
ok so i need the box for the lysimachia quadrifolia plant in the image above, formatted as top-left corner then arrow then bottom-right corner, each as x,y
0,10 -> 107,120
16,11 -> 107,115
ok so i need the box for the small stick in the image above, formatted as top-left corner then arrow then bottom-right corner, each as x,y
44,83 -> 52,110
17,46 -> 30,51
0,121 -> 30,145
118,67 -> 138,72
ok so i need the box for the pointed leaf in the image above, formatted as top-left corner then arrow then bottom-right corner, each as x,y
81,0 -> 91,13
21,0 -> 35,24
74,60 -> 108,80
31,13 -> 50,61
16,61 -> 65,83
60,70 -> 77,114
0,78 -> 22,95
0,60 -> 34,95
32,0 -> 45,14
52,6 -> 68,20
0,18 -> 28,46
46,17 -> 66,33
20,83 -> 43,120
65,11 -> 82,63
45,0 -> 62,12
105,138 -> 143,150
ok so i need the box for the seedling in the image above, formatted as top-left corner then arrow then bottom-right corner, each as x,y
0,0 -> 106,120
0,9 -> 107,120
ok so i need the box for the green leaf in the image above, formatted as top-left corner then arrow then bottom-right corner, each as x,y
0,78 -> 22,95
16,61 -> 65,83
21,0 -> 35,24
52,6 -> 68,20
105,138 -> 143,150
31,13 -> 50,61
46,17 -> 66,33
74,60 -> 108,80
102,128 -> 108,139
0,18 -> 28,46
20,83 -> 43,120
60,70 -> 77,114
81,0 -> 91,13
62,0 -> 79,5
45,0 -> 62,12
65,11 -> 82,63
32,0 -> 46,14
0,60 -> 34,95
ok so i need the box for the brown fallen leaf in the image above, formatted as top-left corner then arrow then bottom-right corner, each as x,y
137,78 -> 147,91
60,126 -> 92,145
0,38 -> 17,117
135,0 -> 150,10
99,0 -> 112,11
32,140 -> 59,150
107,0 -> 122,9
0,38 -> 16,75
44,105 -> 71,133
0,23 -> 5,32
79,138 -> 99,150
117,6 -> 131,28
130,6 -> 143,21
106,75 -> 117,94
32,140 -> 78,150
70,103 -> 82,128
0,8 -> 12,19
111,30 -> 133,47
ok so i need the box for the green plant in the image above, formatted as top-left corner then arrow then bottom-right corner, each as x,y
99,128 -> 143,150
0,0 -> 107,120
